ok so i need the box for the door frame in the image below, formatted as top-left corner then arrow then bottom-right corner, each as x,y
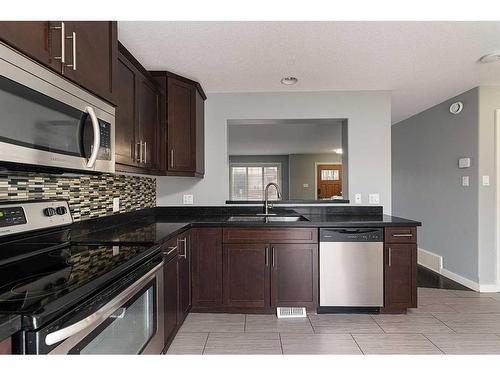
314,162 -> 343,200
496,109 -> 500,291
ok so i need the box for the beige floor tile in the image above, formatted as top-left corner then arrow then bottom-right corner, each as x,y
166,333 -> 208,355
443,299 -> 500,314
245,314 -> 313,333
432,313 -> 500,333
178,313 -> 245,333
425,333 -> 500,354
352,334 -> 442,354
371,314 -> 453,333
450,290 -> 499,298
418,288 -> 457,298
203,332 -> 282,354
408,304 -> 458,314
309,314 -> 383,333
280,333 -> 362,354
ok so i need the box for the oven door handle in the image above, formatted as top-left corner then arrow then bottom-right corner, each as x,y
45,260 -> 163,347
85,106 -> 101,168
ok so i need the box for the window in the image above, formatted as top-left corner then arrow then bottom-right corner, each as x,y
321,169 -> 340,181
230,163 -> 282,201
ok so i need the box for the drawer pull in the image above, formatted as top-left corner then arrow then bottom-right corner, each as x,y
392,233 -> 413,237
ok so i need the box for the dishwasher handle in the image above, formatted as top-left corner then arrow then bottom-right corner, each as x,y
320,228 -> 383,242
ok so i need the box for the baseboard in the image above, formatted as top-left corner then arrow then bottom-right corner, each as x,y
440,268 -> 480,291
417,247 -> 443,273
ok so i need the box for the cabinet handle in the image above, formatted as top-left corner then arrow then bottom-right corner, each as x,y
272,247 -> 275,268
136,142 -> 142,163
265,247 -> 269,267
170,149 -> 174,168
392,233 -> 413,238
65,31 -> 77,70
50,22 -> 66,65
388,247 -> 392,267
178,238 -> 187,259
144,141 -> 147,164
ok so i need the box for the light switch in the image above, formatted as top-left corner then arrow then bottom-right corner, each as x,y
482,175 -> 490,186
113,197 -> 120,212
462,176 -> 470,187
459,158 -> 471,168
355,194 -> 362,204
303,183 -> 309,188
368,193 -> 380,204
183,194 -> 194,205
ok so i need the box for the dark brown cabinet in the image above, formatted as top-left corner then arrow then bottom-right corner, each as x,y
382,227 -> 417,313
152,72 -> 206,178
223,244 -> 270,308
271,244 -> 318,309
177,231 -> 192,324
192,228 -> 223,308
0,336 -> 11,355
163,245 -> 179,344
115,43 -> 160,173
0,21 -> 116,103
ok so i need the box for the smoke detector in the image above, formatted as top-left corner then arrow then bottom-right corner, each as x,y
280,76 -> 298,85
479,51 -> 500,63
449,101 -> 464,114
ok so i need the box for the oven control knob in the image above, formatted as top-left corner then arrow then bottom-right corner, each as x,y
56,206 -> 67,215
43,207 -> 56,217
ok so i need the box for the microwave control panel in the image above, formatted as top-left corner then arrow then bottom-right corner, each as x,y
98,121 -> 112,161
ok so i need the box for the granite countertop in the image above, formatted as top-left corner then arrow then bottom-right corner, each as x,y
0,314 -> 21,342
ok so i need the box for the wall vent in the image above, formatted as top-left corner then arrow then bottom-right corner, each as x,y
276,307 -> 307,318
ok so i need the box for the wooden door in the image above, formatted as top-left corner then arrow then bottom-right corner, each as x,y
167,77 -> 195,172
164,254 -> 178,343
192,228 -> 223,308
0,21 -> 62,72
138,75 -> 160,170
271,244 -> 318,309
223,244 -> 270,308
62,22 -> 116,103
114,52 -> 137,166
317,164 -> 342,199
383,243 -> 417,311
177,232 -> 192,324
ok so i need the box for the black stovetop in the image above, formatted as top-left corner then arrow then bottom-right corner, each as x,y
0,228 -> 159,329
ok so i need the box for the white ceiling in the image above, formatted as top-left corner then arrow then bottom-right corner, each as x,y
227,119 -> 343,155
118,21 -> 500,123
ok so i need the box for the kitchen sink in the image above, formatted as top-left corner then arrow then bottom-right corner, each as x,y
227,215 -> 309,222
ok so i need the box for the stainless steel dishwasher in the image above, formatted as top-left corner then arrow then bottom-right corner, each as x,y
318,228 -> 384,313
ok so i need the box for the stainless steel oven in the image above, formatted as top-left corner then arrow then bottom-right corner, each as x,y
0,42 -> 114,174
24,255 -> 165,355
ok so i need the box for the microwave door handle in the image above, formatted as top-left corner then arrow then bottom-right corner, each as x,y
85,106 -> 100,168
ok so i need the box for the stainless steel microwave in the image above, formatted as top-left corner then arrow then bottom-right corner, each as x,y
0,42 -> 115,174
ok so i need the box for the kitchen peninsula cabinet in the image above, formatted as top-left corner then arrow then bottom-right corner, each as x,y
0,336 -> 11,355
0,21 -> 116,103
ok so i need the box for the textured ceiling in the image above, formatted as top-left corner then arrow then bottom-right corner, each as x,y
118,21 -> 500,123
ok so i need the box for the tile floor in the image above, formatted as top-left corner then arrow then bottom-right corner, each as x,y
166,287 -> 500,355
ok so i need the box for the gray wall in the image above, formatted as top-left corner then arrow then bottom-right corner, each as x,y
392,88 -> 479,282
289,153 -> 343,200
157,90 -> 392,212
228,154 -> 290,199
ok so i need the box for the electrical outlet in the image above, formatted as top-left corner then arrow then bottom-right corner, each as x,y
462,176 -> 470,187
113,197 -> 120,212
368,193 -> 380,204
354,194 -> 362,204
183,194 -> 194,205
482,175 -> 490,186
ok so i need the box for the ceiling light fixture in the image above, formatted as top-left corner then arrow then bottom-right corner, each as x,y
280,76 -> 298,85
479,51 -> 500,63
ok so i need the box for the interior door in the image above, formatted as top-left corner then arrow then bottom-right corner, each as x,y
317,164 -> 342,199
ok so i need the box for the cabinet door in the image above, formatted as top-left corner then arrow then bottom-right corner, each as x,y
271,244 -> 318,309
223,244 -> 270,308
192,228 -> 223,308
164,254 -> 178,343
62,22 -> 116,102
384,244 -> 417,310
114,52 -> 137,166
0,336 -> 11,355
167,77 -> 195,172
194,89 -> 205,176
138,76 -> 160,170
0,21 -> 62,72
177,232 -> 192,324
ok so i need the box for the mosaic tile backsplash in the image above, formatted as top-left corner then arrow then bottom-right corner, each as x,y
0,173 -> 156,222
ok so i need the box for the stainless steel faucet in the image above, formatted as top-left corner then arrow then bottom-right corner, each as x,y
263,182 -> 282,215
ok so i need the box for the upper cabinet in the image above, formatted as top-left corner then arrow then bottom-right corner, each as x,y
152,72 -> 206,178
0,21 -> 117,104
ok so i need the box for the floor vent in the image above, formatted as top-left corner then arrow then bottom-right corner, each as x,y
276,307 -> 307,318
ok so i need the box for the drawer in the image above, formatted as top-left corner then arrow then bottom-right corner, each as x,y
223,228 -> 318,244
384,227 -> 417,243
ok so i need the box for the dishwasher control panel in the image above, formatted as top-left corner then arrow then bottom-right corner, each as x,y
320,228 -> 383,242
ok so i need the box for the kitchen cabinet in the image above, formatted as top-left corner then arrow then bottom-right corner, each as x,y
0,21 -> 116,103
382,227 -> 417,313
223,244 -> 270,308
271,244 -> 318,309
191,228 -> 223,308
115,43 -> 160,174
151,72 -> 206,178
177,231 -> 192,324
163,241 -> 179,346
0,336 -> 11,355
